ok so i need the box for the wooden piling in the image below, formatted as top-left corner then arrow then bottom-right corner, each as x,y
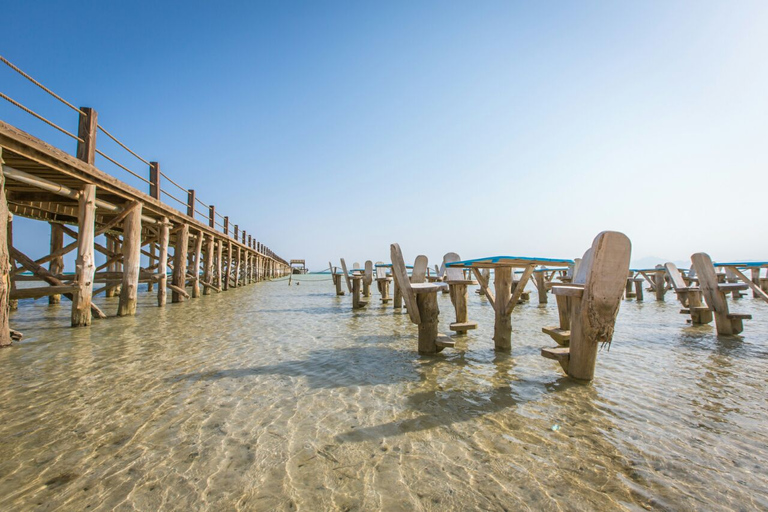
0,153 -> 12,346
117,203 -> 142,316
72,184 -> 96,327
493,267 -> 513,351
191,231 -> 203,298
172,224 -> 189,303
203,234 -> 213,295
157,218 -> 169,307
416,291 -> 439,353
49,222 -> 64,304
535,271 -> 547,304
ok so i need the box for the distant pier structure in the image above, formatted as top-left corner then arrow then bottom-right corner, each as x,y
290,260 -> 308,274
0,56 -> 290,345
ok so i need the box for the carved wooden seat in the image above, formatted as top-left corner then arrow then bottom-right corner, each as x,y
442,252 -> 478,334
541,231 -> 631,381
362,260 -> 373,298
341,258 -> 367,309
375,262 -> 392,303
329,260 -> 345,295
391,244 -> 452,353
691,253 -> 751,335
665,262 -> 712,325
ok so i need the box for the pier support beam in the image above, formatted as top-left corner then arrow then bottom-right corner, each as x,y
203,234 -> 213,295
157,218 -> 169,306
0,152 -> 12,346
117,203 -> 142,316
8,214 -> 17,311
191,231 -> 203,298
172,224 -> 189,303
147,242 -> 155,292
49,223 -> 64,304
215,239 -> 223,290
72,184 -> 96,327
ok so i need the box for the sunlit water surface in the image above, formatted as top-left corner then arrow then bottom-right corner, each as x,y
1,275 -> 767,511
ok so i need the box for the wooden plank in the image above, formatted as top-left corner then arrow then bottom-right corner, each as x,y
412,255 -> 428,283
11,285 -> 78,300
191,231 -> 204,298
726,266 -> 768,303
390,243 -> 420,324
49,222 -> 64,304
472,267 -> 495,309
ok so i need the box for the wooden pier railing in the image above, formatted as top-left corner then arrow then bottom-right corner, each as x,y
0,56 -> 290,345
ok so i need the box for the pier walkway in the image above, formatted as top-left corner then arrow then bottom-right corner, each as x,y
0,57 -> 290,345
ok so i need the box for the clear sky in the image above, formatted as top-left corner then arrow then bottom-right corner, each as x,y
2,0 -> 767,271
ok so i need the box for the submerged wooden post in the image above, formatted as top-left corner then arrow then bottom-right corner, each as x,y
117,203 -> 142,316
416,291 -> 439,353
105,237 -> 117,297
223,241 -> 231,290
654,267 -> 666,301
203,234 -> 214,295
0,153 -> 12,346
215,238 -> 223,290
493,267 -> 513,351
72,184 -> 96,327
7,213 -> 17,311
234,246 -> 242,287
49,222 -> 64,304
633,278 -> 644,301
157,218 -> 169,306
147,242 -> 155,292
535,270 -> 547,304
172,224 -> 189,303
191,231 -> 203,298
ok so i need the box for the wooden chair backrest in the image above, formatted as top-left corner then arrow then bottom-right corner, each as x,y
412,255 -> 428,283
364,261 -> 373,284
573,253 -> 591,285
580,231 -> 631,345
340,258 -> 353,292
390,243 -> 420,324
438,263 -> 446,279
375,262 -> 387,280
691,252 -> 727,313
443,252 -> 463,281
353,262 -> 361,270
664,262 -> 687,290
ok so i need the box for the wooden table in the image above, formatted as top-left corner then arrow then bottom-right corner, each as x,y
447,256 -> 574,351
630,267 -> 669,300
713,261 -> 768,301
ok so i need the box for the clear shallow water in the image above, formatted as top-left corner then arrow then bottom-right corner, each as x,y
1,276 -> 767,511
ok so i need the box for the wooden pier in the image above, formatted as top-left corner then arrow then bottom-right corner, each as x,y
0,58 -> 290,346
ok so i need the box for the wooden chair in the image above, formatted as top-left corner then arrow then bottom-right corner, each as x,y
329,260 -> 344,295
443,252 -> 478,335
411,255 -> 428,284
391,244 -> 454,353
665,262 -> 712,325
375,262 -> 392,303
541,231 -> 631,381
690,253 -> 751,335
724,267 -> 745,299
341,258 -> 367,309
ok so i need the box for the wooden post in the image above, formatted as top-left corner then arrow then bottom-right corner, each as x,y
352,276 -> 363,308
654,269 -> 666,301
105,237 -> 116,297
147,242 -> 155,292
751,268 -> 761,298
117,203 -> 142,316
416,291 -> 439,354
149,162 -> 161,200
215,239 -> 223,290
223,216 -> 229,236
71,184 -> 96,327
172,224 -> 189,303
493,268 -> 513,351
449,283 -> 470,334
209,205 -> 215,228
157,218 -> 169,306
76,107 -> 97,164
234,246 -> 242,287
203,234 -> 213,295
7,213 -> 17,310
49,223 -> 64,304
187,189 -> 195,218
634,279 -> 644,301
535,271 -> 547,304
223,241 -> 231,290
0,152 -> 12,346
191,231 -> 203,298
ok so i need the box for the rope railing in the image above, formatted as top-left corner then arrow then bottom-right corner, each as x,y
97,124 -> 151,166
0,91 -> 83,142
95,149 -> 151,185
0,56 -> 291,266
0,55 -> 85,115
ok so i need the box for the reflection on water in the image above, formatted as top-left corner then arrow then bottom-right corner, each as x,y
1,276 -> 767,510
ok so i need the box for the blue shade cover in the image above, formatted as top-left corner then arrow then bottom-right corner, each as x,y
375,264 -> 413,268
630,268 -> 667,272
447,256 -> 574,268
713,261 -> 768,268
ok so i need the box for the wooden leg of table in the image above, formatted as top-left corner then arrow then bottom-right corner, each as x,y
417,291 -> 439,354
492,267 -> 512,351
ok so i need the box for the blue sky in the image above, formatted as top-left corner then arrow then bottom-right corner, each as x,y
2,1 -> 767,271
